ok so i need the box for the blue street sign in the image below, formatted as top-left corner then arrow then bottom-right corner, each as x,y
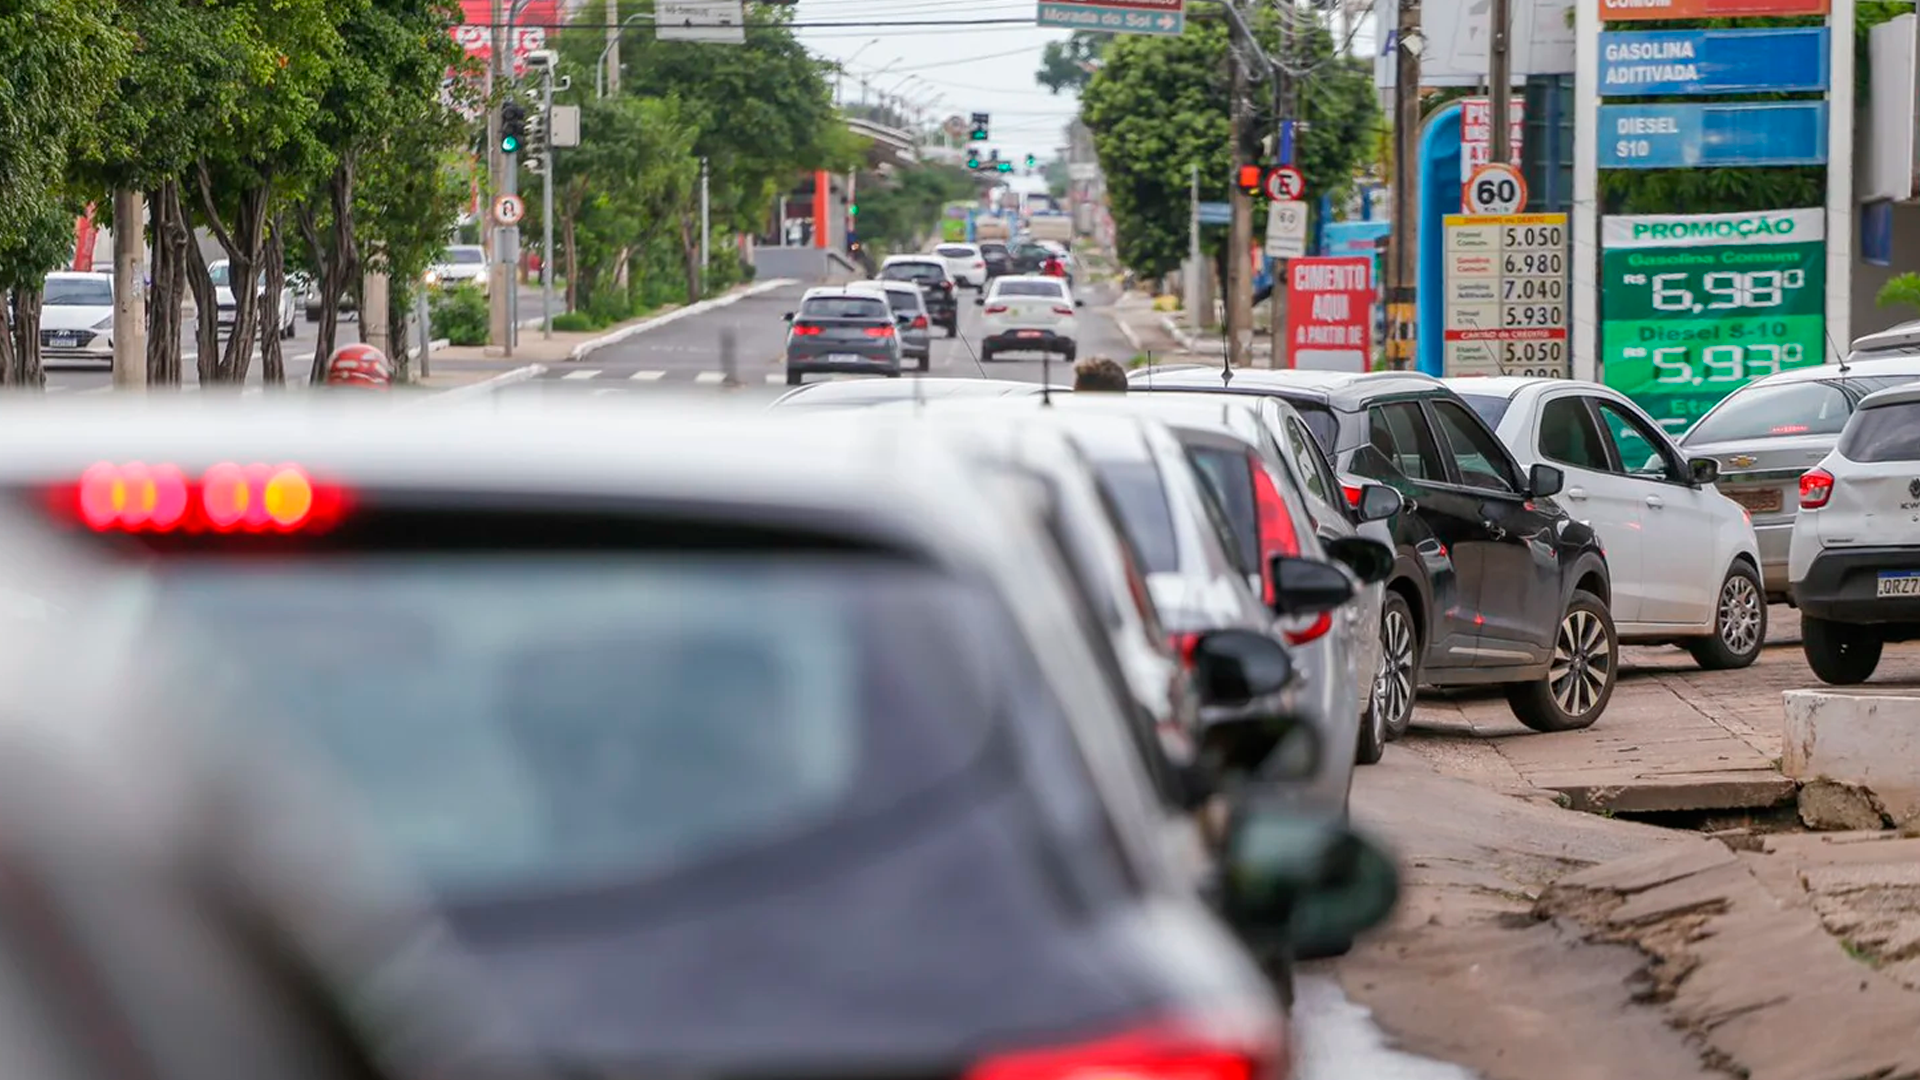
1036,1 -> 1184,35
1599,28 -> 1829,96
1599,102 -> 1828,169
1197,201 -> 1230,226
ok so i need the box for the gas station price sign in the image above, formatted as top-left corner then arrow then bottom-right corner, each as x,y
1442,213 -> 1571,378
1600,209 -> 1825,434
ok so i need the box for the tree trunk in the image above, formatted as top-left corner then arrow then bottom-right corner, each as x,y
388,285 -> 412,383
12,289 -> 43,389
196,162 -> 270,385
680,212 -> 701,305
259,214 -> 287,386
562,213 -> 579,313
146,181 -> 189,388
181,215 -> 219,387
301,156 -> 358,383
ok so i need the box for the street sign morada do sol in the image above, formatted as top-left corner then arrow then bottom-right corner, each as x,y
1600,209 -> 1825,435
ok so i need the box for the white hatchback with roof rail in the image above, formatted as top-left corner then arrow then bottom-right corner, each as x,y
1789,381 -> 1920,684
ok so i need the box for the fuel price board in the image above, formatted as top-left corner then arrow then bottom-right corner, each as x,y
1442,213 -> 1571,378
1600,208 -> 1825,433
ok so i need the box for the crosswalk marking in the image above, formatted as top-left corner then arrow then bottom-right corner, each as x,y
629,370 -> 666,381
561,370 -> 600,380
693,371 -> 724,384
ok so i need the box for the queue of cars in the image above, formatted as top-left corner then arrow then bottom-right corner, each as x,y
0,395 -> 1401,1078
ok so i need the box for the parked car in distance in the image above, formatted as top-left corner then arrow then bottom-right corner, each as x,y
426,244 -> 489,292
782,287 -> 903,385
933,242 -> 989,288
768,376 -> 1056,411
979,240 -> 1013,280
1790,382 -> 1920,683
1454,377 -> 1766,671
1678,356 -> 1920,602
878,256 -> 959,337
1127,367 -> 1616,734
39,271 -> 115,365
209,259 -> 296,339
978,275 -> 1081,363
847,279 -> 932,371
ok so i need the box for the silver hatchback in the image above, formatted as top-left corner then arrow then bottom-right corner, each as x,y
782,288 -> 903,386
847,281 -> 931,371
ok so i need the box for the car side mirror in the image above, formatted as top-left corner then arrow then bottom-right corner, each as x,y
1322,536 -> 1394,585
1268,555 -> 1354,617
1219,802 -> 1399,952
1075,298 -> 1086,308
896,313 -> 911,324
1190,628 -> 1294,707
974,296 -> 985,306
1355,483 -> 1403,523
782,312 -> 794,322
1528,462 -> 1564,499
1689,456 -> 1719,485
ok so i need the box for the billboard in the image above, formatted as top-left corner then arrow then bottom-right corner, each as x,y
1285,257 -> 1374,372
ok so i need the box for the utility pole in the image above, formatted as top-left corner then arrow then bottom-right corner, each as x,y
488,0 -> 509,349
1226,40 -> 1253,369
1269,1 -> 1297,368
700,157 -> 711,276
605,0 -> 621,98
541,64 -> 555,339
1185,164 -> 1204,325
110,190 -> 146,391
1489,0 -> 1512,163
1386,0 -> 1422,370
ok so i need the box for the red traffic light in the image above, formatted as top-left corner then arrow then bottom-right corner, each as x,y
1235,164 -> 1265,195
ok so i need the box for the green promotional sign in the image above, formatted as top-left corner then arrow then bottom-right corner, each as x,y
1600,208 -> 1825,434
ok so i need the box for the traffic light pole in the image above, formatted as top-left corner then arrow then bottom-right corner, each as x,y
542,67 -> 554,339
488,0 -> 508,350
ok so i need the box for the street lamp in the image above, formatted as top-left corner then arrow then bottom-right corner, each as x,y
835,38 -> 881,106
596,12 -> 655,99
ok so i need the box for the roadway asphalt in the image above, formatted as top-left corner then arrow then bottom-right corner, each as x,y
496,279 -> 1142,401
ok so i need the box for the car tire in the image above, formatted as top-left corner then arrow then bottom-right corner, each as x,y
917,353 -> 930,372
1355,685 -> 1387,767
980,346 -> 994,363
786,370 -> 803,386
1061,344 -> 1077,363
1507,589 -> 1616,733
1802,614 -> 1882,685
1376,591 -> 1419,741
945,321 -> 957,339
1686,563 -> 1766,671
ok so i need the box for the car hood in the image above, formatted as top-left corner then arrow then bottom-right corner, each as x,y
40,305 -> 111,331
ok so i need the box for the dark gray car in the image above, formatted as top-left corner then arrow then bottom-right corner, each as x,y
782,289 -> 902,385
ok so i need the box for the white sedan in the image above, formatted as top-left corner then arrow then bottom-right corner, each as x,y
1449,376 -> 1766,670
209,260 -> 296,339
932,242 -> 988,288
976,275 -> 1081,363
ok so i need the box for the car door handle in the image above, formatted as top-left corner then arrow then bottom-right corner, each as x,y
1564,486 -> 1588,501
1645,495 -> 1665,509
1482,521 -> 1507,540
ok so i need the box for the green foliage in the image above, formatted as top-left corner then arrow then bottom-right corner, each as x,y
1876,273 -> 1920,316
1037,32 -> 1112,95
856,165 -> 978,251
429,284 -> 488,346
0,0 -> 127,248
551,311 -> 599,332
1080,16 -> 1379,279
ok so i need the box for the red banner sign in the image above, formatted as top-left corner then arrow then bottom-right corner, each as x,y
454,0 -> 559,75
1601,0 -> 1827,19
1284,257 -> 1373,372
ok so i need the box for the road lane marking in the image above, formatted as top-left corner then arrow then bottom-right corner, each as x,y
629,370 -> 666,381
765,373 -> 784,384
694,371 -> 724,384
561,369 -> 601,380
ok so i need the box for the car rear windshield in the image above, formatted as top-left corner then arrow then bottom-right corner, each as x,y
1182,445 -> 1256,575
1682,381 -> 1852,444
880,289 -> 920,313
801,296 -> 889,320
43,279 -> 111,306
1839,402 -> 1920,462
935,246 -> 975,258
133,556 -> 1000,898
443,248 -> 485,265
1090,461 -> 1179,575
1456,393 -> 1512,430
995,281 -> 1065,299
1288,402 -> 1338,457
881,263 -> 945,283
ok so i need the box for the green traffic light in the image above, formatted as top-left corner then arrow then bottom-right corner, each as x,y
501,134 -> 520,154
996,161 -> 1013,173
849,204 -> 859,216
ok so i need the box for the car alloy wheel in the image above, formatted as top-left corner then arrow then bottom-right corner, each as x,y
1549,608 -> 1613,719
1377,603 -> 1415,736
1717,573 -> 1763,655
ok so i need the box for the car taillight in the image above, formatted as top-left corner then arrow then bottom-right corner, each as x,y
985,304 -> 1009,314
941,281 -> 954,292
865,325 -> 895,338
1253,460 -> 1332,645
1341,483 -> 1363,509
62,462 -> 344,534
1052,305 -> 1074,316
911,314 -> 928,329
1169,632 -> 1203,666
1799,468 -> 1834,509
965,1020 -> 1281,1080
791,324 -> 823,336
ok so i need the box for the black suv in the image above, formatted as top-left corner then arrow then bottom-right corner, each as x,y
1130,367 -> 1616,734
878,257 -> 959,336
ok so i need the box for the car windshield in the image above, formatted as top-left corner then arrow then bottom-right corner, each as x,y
1456,393 -> 1512,430
1683,382 -> 1854,443
801,296 -> 888,320
442,248 -> 485,265
1839,401 -> 1920,462
43,279 -> 111,306
1090,460 -> 1179,574
995,281 -> 1065,299
133,556 -> 999,898
208,263 -> 230,286
881,263 -> 945,284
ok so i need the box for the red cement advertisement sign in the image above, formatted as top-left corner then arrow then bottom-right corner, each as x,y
1284,257 -> 1374,372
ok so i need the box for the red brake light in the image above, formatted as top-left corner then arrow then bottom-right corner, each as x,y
1771,424 -> 1811,435
1250,459 -> 1301,608
1799,468 -> 1834,509
966,1020 -> 1279,1080
1169,632 -> 1203,667
1284,613 -> 1332,647
911,314 -> 929,329
864,325 -> 895,338
985,304 -> 1009,315
1052,305 -> 1074,316
63,462 -> 342,534
791,324 -> 823,336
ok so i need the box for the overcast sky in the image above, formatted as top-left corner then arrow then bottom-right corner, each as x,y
792,0 -> 1083,162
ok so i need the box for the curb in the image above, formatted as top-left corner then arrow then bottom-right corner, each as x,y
423,363 -> 547,400
568,278 -> 797,362
1160,314 -> 1199,351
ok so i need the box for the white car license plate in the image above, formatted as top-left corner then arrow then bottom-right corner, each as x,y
1017,330 -> 1043,339
1877,571 -> 1920,597
825,353 -> 862,363
49,335 -> 75,348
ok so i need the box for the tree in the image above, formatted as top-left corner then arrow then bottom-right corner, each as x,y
855,164 -> 977,255
1036,32 -> 1111,95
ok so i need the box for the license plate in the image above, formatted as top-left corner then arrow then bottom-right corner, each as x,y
1017,330 -> 1043,339
1878,571 -> 1920,598
1724,487 -> 1782,514
48,335 -> 74,348
825,353 -> 863,363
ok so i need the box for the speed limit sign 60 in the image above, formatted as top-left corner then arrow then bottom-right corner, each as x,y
1463,163 -> 1527,215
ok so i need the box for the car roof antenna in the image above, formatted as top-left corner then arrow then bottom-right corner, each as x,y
1826,326 -> 1851,375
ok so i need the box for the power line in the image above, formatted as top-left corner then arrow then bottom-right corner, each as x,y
458,16 -> 1040,27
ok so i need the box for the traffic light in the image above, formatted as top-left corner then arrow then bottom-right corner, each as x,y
967,152 -> 980,169
1025,153 -> 1036,169
848,203 -> 859,216
500,101 -> 527,155
996,160 -> 1013,173
969,112 -> 990,142
1235,163 -> 1263,195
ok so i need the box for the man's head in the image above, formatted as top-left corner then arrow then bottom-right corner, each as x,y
1073,357 -> 1129,393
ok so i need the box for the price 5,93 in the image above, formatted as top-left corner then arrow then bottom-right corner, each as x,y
1503,304 -> 1563,327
